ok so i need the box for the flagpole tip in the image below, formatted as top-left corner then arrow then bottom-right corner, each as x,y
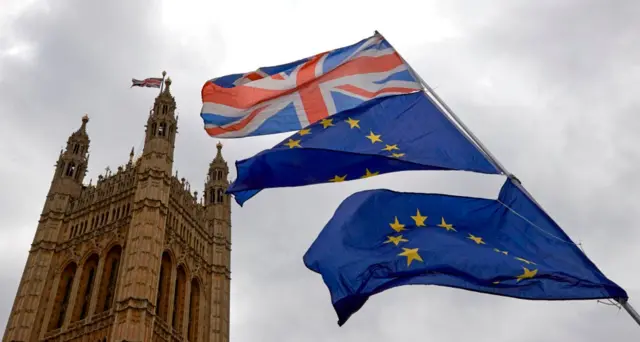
162,70 -> 167,77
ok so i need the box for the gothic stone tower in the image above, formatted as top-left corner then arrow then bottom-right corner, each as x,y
2,78 -> 232,342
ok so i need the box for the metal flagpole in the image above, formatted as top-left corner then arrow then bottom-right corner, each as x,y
374,30 -> 640,327
159,70 -> 167,95
619,298 -> 640,326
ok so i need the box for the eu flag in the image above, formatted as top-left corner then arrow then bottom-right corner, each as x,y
303,179 -> 627,326
227,92 -> 501,205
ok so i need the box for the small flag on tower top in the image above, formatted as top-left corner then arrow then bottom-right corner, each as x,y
131,77 -> 163,88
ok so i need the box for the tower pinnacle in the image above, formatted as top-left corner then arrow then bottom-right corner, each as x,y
214,141 -> 225,163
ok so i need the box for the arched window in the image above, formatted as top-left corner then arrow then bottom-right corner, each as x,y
217,170 -> 223,180
172,266 -> 187,332
97,246 -> 122,312
48,262 -> 78,331
156,251 -> 172,322
151,123 -> 157,137
209,189 -> 215,205
169,125 -> 175,143
188,278 -> 201,341
75,165 -> 83,180
66,163 -> 76,177
72,254 -> 99,321
73,144 -> 80,154
159,123 -> 166,136
216,189 -> 224,204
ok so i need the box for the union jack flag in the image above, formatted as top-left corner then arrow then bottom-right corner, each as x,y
200,33 -> 422,138
131,77 -> 163,88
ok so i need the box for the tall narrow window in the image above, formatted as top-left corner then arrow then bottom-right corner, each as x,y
48,262 -> 77,331
75,165 -> 83,180
172,266 -> 187,332
156,251 -> 172,322
72,254 -> 99,321
217,189 -> 224,204
187,278 -> 200,341
97,246 -> 122,312
66,163 -> 76,177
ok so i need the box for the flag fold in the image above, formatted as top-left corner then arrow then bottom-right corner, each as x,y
227,92 -> 501,205
303,179 -> 627,326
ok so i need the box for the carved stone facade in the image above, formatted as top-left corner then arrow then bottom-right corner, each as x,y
3,79 -> 232,342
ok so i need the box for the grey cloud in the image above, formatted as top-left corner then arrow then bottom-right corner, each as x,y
1,0 -> 639,341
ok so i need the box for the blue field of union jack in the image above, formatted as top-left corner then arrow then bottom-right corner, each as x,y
200,33 -> 422,138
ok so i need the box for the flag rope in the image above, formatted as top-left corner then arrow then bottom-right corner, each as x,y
374,29 -> 640,328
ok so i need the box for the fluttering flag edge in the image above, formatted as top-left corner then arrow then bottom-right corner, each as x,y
302,180 -> 628,326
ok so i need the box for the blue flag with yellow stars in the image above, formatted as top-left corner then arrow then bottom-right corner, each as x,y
303,179 -> 627,326
227,92 -> 501,206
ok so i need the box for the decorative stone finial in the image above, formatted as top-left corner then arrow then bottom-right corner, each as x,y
77,113 -> 89,133
213,141 -> 225,163
129,147 -> 135,164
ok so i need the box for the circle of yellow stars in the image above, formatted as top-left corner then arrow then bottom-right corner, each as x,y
383,210 -> 539,284
278,115 -> 407,184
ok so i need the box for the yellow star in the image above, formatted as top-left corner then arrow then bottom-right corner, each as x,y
320,118 -> 334,128
298,128 -> 311,136
493,248 -> 508,255
437,217 -> 456,232
398,248 -> 423,266
284,139 -> 301,148
410,209 -> 427,227
467,234 -> 485,245
382,144 -> 399,151
361,168 -> 379,179
492,281 -> 501,284
389,217 -> 406,233
328,175 -> 347,182
391,153 -> 405,158
515,257 -> 536,265
345,117 -> 360,129
365,131 -> 382,143
516,267 -> 538,282
384,235 -> 408,246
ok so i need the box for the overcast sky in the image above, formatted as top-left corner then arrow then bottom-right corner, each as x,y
1,0 -> 639,340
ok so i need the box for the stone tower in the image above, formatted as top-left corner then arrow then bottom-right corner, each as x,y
2,79 -> 232,342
